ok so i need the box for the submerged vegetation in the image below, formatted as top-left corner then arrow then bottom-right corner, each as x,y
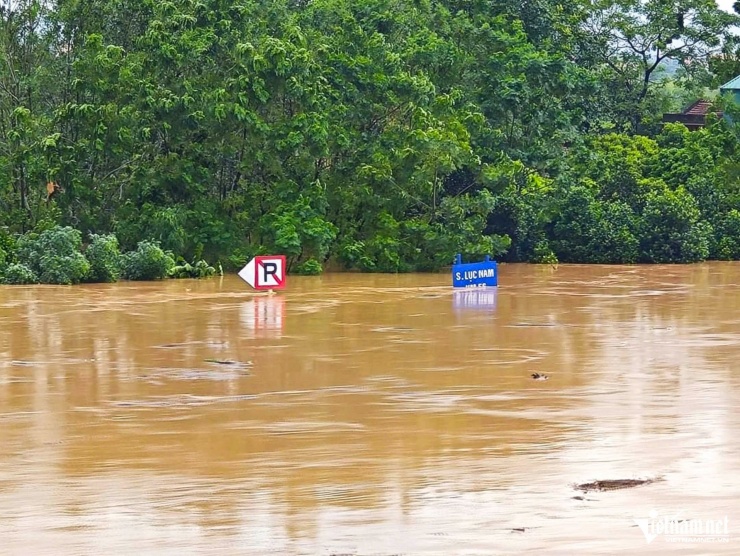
0,226 -> 216,284
2,0 -> 740,279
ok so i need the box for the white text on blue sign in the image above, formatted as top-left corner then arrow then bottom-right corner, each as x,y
452,254 -> 498,288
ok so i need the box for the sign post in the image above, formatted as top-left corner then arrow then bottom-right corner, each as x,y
238,255 -> 287,290
452,254 -> 497,288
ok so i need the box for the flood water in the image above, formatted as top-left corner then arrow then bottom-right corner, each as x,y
1,264 -> 739,555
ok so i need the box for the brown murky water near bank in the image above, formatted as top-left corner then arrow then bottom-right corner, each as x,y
1,264 -> 739,555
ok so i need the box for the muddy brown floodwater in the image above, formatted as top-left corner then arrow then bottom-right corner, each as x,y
1,264 -> 739,555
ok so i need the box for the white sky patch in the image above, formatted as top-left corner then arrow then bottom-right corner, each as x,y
717,0 -> 736,13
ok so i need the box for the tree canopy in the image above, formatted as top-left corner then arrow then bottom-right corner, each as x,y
1,0 -> 740,280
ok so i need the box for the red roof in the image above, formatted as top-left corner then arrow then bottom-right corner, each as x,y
683,100 -> 712,115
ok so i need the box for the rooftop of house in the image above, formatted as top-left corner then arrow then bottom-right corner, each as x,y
682,99 -> 714,115
662,98 -> 722,130
720,75 -> 740,91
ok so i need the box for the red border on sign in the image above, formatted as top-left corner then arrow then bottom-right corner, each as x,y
253,255 -> 286,290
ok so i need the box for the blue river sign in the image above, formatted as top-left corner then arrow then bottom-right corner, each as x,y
452,254 -> 497,288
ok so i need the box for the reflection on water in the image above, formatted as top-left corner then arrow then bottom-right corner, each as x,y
240,294 -> 286,337
452,287 -> 497,312
1,265 -> 740,554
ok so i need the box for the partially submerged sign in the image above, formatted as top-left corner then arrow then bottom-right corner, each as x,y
452,254 -> 497,288
238,255 -> 286,290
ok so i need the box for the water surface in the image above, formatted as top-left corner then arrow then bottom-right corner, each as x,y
1,264 -> 739,554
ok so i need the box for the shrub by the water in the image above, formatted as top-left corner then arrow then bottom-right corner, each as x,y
193,259 -> 216,278
168,258 -> 216,278
0,246 -> 8,283
293,258 -> 322,275
38,252 -> 91,285
85,234 -> 122,282
15,226 -> 90,284
0,228 -> 12,274
121,240 -> 175,281
0,226 -> 221,285
1,263 -> 38,285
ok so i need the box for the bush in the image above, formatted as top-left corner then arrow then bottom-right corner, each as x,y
531,240 -> 558,264
225,248 -> 252,271
168,259 -> 216,278
0,246 -> 7,282
121,240 -> 175,280
337,240 -> 378,271
639,186 -> 710,263
588,201 -> 640,264
0,227 -> 14,264
193,259 -> 216,277
713,210 -> 740,260
335,212 -> 407,272
2,263 -> 38,285
85,234 -> 122,283
169,263 -> 194,279
550,185 -> 599,263
38,252 -> 91,285
16,226 -> 82,262
293,258 -> 323,275
15,226 -> 90,284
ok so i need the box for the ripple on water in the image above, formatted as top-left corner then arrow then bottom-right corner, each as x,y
109,394 -> 257,409
370,326 -> 416,333
139,367 -> 252,382
0,411 -> 42,421
258,421 -> 367,435
385,391 -> 468,412
154,341 -> 230,349
418,366 -> 466,373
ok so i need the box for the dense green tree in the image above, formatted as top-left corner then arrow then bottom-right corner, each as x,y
584,0 -> 739,129
1,0 -> 740,273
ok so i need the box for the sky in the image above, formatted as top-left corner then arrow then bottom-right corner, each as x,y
717,0 -> 736,13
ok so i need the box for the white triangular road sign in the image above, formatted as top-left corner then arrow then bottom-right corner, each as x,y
238,258 -> 256,287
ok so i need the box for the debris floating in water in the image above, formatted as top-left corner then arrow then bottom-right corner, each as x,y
575,478 -> 661,492
531,372 -> 549,381
204,358 -> 252,367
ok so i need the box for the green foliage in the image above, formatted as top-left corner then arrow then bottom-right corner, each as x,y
15,226 -> 91,284
485,166 -> 552,263
639,185 -> 711,263
549,183 -> 641,264
85,234 -> 122,283
588,202 -> 640,264
551,184 -> 600,263
293,258 -> 323,275
2,264 -> 39,285
0,228 -> 15,262
336,211 -> 405,272
224,248 -> 253,272
259,192 -> 337,269
169,259 -> 216,279
531,241 -> 558,265
121,241 -> 175,281
0,247 -> 7,281
337,240 -> 377,272
1,0 -> 740,272
715,210 -> 740,260
584,0 -> 739,129
38,252 -> 91,285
